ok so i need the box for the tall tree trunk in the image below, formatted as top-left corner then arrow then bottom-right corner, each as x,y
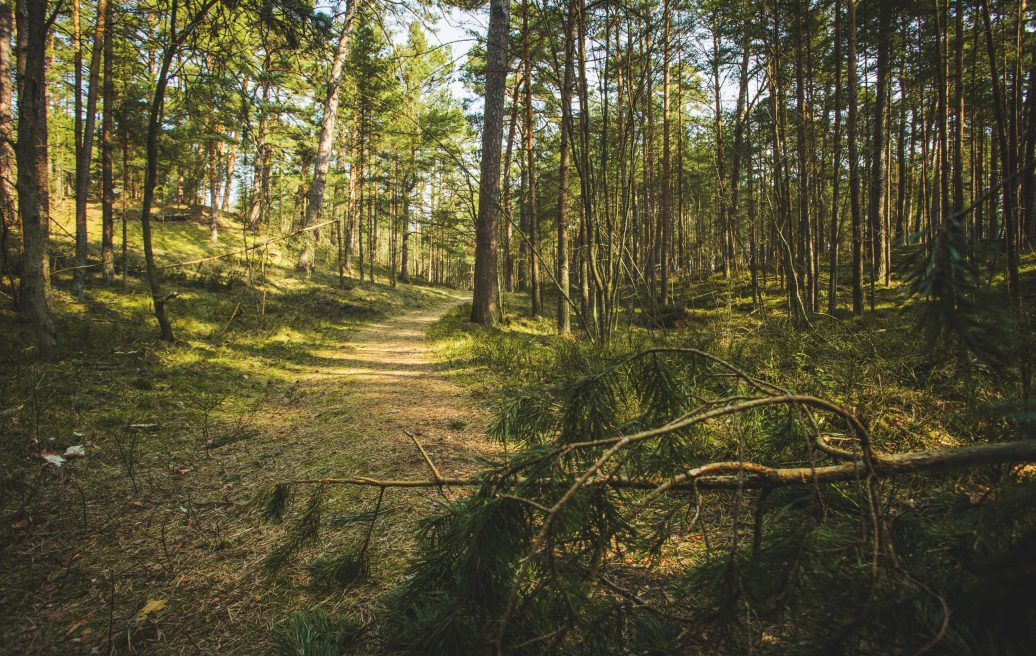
658,0 -> 672,306
221,132 -> 238,211
208,139 -> 219,242
828,0 -> 843,313
100,0 -> 114,282
139,0 -> 219,341
868,1 -> 890,303
297,0 -> 357,272
345,112 -> 361,275
501,71 -> 522,293
848,0 -> 864,315
523,0 -> 541,316
794,0 -> 812,313
72,0 -> 108,298
15,0 -> 57,359
246,67 -> 270,232
711,13 -> 728,279
0,0 -> 15,296
399,145 -> 414,282
979,0 -> 1020,306
555,0 -> 576,333
951,0 -> 965,222
470,0 -> 509,325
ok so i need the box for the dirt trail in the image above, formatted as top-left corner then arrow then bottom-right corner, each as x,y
10,292 -> 492,656
301,291 -> 492,481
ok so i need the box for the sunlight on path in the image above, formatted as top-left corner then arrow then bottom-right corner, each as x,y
302,291 -> 492,480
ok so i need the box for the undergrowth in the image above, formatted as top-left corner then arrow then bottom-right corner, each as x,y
0,202 -> 452,655
379,274 -> 1036,655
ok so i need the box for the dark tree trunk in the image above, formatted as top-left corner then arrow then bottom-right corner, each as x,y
14,0 -> 57,359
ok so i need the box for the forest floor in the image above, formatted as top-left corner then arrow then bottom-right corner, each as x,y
0,205 -> 493,655
2,290 -> 493,656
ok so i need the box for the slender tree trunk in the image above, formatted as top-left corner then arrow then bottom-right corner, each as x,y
344,115 -> 359,275
139,0 -> 219,341
470,0 -> 509,325
246,65 -> 270,232
72,0 -> 108,298
868,1 -> 890,303
501,71 -> 522,293
711,14 -> 728,279
658,0 -> 672,306
0,0 -> 16,295
555,0 -> 576,334
828,0 -> 843,313
848,0 -> 864,315
523,0 -> 540,316
208,139 -> 219,242
980,0 -> 1020,306
794,0 -> 812,313
100,0 -> 114,282
221,133 -> 238,211
298,0 -> 357,272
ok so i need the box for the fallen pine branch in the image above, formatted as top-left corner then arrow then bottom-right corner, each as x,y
270,439 -> 1036,493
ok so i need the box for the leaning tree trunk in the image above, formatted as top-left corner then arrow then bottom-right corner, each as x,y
72,0 -> 108,299
470,0 -> 509,325
14,0 -> 57,360
139,0 -> 219,341
297,0 -> 357,273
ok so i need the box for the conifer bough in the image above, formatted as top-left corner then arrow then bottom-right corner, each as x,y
271,410 -> 1036,492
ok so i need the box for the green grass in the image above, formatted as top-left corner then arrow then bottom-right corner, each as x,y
0,200 -> 456,655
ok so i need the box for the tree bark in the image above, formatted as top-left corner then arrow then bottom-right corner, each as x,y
470,0 -> 509,325
14,0 -> 57,359
0,0 -> 16,294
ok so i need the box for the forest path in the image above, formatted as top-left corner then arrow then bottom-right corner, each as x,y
297,290 -> 492,482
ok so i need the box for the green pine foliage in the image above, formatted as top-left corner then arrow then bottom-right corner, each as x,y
371,342 -> 1036,655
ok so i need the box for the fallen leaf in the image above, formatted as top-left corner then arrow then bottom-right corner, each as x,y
136,599 -> 167,622
64,619 -> 89,636
41,453 -> 66,467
